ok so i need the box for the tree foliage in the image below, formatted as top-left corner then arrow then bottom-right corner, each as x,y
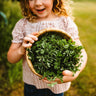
0,0 -> 22,94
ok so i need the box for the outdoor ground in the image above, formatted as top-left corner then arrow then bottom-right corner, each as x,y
1,1 -> 96,96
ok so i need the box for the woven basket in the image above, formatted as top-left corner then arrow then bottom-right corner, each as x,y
26,28 -> 73,78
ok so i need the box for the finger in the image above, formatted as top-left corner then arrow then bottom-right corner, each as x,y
62,70 -> 73,76
31,32 -> 39,36
22,43 -> 32,48
27,34 -> 38,41
42,79 -> 52,84
23,37 -> 34,44
62,76 -> 75,82
54,78 -> 62,84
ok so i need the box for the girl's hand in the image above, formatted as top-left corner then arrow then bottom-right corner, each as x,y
20,32 -> 38,54
62,70 -> 79,82
42,70 -> 80,84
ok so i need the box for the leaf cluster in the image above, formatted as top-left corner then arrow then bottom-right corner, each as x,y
27,32 -> 83,81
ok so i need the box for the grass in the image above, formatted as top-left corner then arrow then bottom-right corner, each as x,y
65,2 -> 96,96
0,1 -> 96,96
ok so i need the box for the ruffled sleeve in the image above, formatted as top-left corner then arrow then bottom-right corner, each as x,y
12,18 -> 25,43
65,17 -> 79,39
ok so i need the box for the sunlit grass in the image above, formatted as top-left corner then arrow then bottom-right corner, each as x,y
1,1 -> 96,96
65,2 -> 96,96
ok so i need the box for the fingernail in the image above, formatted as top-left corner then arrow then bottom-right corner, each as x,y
29,43 -> 32,45
36,38 -> 38,40
33,40 -> 34,43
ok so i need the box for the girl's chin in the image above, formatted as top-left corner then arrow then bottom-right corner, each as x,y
36,14 -> 48,19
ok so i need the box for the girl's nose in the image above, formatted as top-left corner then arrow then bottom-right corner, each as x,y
35,0 -> 42,6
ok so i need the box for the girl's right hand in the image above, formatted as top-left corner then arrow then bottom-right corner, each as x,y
20,32 -> 38,54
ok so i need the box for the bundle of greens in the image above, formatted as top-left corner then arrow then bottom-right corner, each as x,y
27,32 -> 83,82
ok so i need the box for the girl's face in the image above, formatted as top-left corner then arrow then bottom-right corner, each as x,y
29,0 -> 54,20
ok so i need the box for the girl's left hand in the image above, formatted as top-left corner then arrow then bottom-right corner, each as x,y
62,70 -> 79,82
42,70 -> 80,84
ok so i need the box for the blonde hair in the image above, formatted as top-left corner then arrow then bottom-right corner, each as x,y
20,0 -> 73,22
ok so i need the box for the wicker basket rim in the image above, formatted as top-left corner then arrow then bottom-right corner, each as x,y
26,28 -> 73,78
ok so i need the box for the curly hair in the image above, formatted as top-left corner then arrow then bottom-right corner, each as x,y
20,0 -> 73,22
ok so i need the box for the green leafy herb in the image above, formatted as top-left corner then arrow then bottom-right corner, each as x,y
27,32 -> 83,83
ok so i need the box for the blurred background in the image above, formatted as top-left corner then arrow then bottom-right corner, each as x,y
0,0 -> 96,96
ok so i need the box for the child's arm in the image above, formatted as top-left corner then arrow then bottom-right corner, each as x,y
60,17 -> 87,82
7,32 -> 38,63
43,38 -> 87,84
7,43 -> 24,63
62,38 -> 87,82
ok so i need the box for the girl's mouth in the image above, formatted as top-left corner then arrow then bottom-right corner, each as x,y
36,8 -> 46,13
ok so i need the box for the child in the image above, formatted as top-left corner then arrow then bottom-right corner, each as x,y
7,0 -> 87,96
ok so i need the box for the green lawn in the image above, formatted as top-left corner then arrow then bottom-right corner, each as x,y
65,2 -> 96,96
0,1 -> 96,96
7,1 -> 96,96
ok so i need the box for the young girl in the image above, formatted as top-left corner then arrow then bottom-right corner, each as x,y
7,0 -> 87,96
